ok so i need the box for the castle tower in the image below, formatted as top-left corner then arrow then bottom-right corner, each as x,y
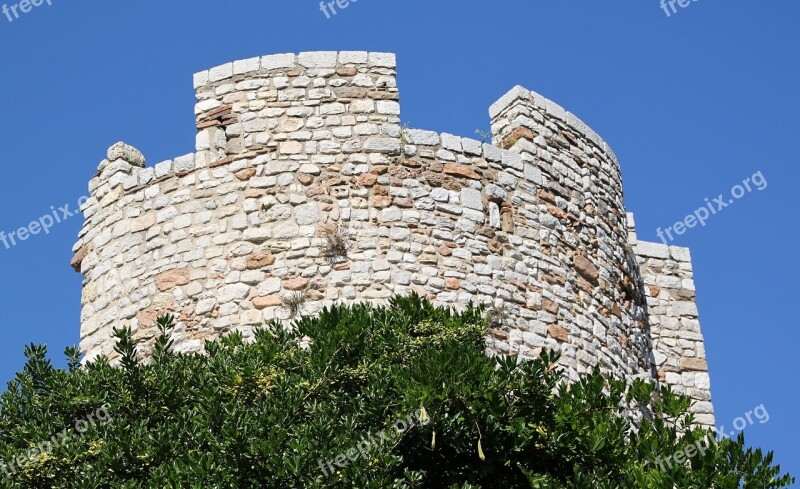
72,51 -> 713,427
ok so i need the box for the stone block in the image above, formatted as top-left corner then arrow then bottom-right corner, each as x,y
635,240 -> 671,259
209,63 -> 233,82
298,51 -> 338,68
262,53 -> 296,70
460,188 -> 483,211
368,52 -> 396,67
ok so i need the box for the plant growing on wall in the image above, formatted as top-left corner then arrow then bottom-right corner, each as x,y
282,283 -> 322,319
475,129 -> 492,144
485,305 -> 509,329
321,225 -> 350,265
282,290 -> 308,319
399,121 -> 413,146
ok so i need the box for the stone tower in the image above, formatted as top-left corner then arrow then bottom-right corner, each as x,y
72,51 -> 714,427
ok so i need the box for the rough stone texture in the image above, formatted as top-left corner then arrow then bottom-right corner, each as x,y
73,52 -> 713,428
106,142 -> 146,168
629,223 -> 714,427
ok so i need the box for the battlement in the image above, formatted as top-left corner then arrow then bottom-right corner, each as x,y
73,51 -> 713,428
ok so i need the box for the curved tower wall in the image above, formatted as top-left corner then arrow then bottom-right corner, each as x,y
72,51 -> 713,427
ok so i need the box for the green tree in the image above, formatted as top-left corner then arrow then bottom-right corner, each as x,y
0,295 -> 792,488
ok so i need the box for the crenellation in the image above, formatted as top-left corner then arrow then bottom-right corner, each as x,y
73,51 -> 714,429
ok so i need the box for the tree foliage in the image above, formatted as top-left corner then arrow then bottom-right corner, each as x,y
0,295 -> 792,488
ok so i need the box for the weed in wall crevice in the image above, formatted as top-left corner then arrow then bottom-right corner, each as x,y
283,289 -> 308,320
322,225 -> 351,265
485,306 -> 509,330
474,129 -> 492,144
282,283 -> 322,320
399,121 -> 412,146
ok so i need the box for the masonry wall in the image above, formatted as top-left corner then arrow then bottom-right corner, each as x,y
72,51 -> 713,427
628,216 -> 715,427
487,86 -> 652,384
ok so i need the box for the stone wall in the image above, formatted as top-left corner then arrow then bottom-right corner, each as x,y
629,215 -> 715,427
487,86 -> 652,384
72,51 -> 713,427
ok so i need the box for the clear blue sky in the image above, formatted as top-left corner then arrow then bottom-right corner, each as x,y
0,0 -> 797,477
